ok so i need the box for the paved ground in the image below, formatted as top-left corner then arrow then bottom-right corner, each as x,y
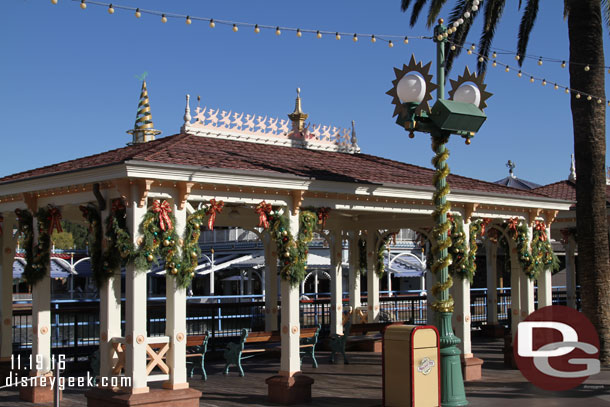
0,337 -> 608,406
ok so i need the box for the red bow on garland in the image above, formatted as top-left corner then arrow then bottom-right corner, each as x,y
206,199 -> 224,230
317,207 -> 331,228
480,218 -> 491,237
111,199 -> 126,214
507,217 -> 519,236
255,201 -> 273,229
535,220 -> 547,242
152,200 -> 173,231
48,206 -> 63,234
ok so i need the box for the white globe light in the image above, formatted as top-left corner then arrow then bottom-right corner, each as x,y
397,73 -> 427,104
453,83 -> 481,107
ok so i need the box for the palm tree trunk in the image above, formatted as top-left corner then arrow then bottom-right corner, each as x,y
567,0 -> 610,365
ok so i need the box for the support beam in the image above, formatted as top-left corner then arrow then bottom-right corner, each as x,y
347,231 -> 361,324
565,235 -> 577,309
485,239 -> 498,326
509,248 -> 521,340
452,220 -> 471,358
124,188 -> 149,393
329,230 -> 343,336
537,225 -> 553,308
366,231 -> 379,322
163,201 -> 188,390
264,233 -> 279,331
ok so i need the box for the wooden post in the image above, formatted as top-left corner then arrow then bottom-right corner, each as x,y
124,189 -> 149,394
347,231 -> 361,324
163,201 -> 188,390
329,230 -> 343,336
366,231 -> 379,322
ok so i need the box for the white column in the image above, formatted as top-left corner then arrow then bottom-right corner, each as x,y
452,220 -> 471,357
537,224 -> 553,308
164,202 -> 188,390
264,233 -> 278,331
125,191 -> 149,393
366,231 -> 379,322
519,225 -> 535,321
99,203 -> 122,380
329,230 -> 343,336
485,239 -> 498,325
565,235 -> 577,309
509,247 -> 521,339
0,213 -> 16,363
386,271 -> 392,296
29,212 -> 52,375
348,231 -> 361,323
279,209 -> 301,376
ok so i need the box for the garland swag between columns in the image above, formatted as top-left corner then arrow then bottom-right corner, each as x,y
506,218 -> 559,279
15,206 -> 55,286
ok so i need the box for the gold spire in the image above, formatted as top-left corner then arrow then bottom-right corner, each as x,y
127,80 -> 162,144
288,87 -> 308,132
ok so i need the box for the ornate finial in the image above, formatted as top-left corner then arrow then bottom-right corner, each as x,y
288,87 -> 308,132
184,94 -> 192,124
568,154 -> 576,182
127,79 -> 161,144
506,160 -> 516,178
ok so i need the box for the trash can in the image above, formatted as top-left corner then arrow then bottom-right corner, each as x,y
383,325 -> 440,407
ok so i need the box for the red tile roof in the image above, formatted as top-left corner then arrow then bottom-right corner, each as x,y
0,133 -> 556,199
533,180 -> 610,203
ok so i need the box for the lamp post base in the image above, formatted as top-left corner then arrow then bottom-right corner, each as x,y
439,312 -> 468,406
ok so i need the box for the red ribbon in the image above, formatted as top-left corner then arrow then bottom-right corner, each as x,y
206,199 -> 224,230
507,217 -> 519,236
480,218 -> 491,237
111,199 -> 126,214
152,200 -> 173,231
535,220 -> 547,242
48,206 -> 63,234
255,201 -> 273,229
317,207 -> 331,228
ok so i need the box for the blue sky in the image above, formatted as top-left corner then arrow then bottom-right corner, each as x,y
2,1 -> 609,186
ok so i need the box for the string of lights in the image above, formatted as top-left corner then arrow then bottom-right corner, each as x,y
448,39 -> 609,105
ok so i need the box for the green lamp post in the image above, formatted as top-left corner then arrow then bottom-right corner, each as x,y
387,19 -> 491,407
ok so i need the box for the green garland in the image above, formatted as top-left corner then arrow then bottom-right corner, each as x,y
447,216 -> 486,283
103,200 -> 133,274
267,209 -> 317,286
358,237 -> 367,275
133,201 -> 184,286
507,219 -> 559,280
375,234 -> 394,278
466,219 -> 485,282
79,204 -> 106,286
15,207 -> 53,286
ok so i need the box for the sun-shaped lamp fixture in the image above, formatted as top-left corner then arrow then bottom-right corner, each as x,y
448,66 -> 492,111
387,55 -> 438,120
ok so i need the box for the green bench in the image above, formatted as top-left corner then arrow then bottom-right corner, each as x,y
330,321 -> 398,364
223,325 -> 320,377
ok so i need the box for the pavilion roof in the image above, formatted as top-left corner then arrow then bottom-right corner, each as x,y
533,180 -> 610,203
0,133 -> 558,199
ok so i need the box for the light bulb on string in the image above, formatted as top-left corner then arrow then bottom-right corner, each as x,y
530,76 -> 535,83
371,35 -> 376,43
587,95 -> 592,100
161,14 -> 167,23
457,18 -> 464,25
538,58 -> 543,66
51,0 -> 58,4
472,4 -> 478,11
464,11 -> 471,18
515,54 -> 520,61
561,61 -> 566,68
80,0 -> 86,10
232,24 -> 238,32
584,65 -> 590,72
108,4 -> 114,14
517,70 -> 522,78
276,27 -> 281,35
542,79 -> 547,86
565,88 -> 570,94
353,34 -> 358,42
388,40 -> 394,48
492,60 -> 497,67
254,24 -> 260,33
335,32 -> 341,40
554,83 -> 559,90
135,8 -> 141,18
316,30 -> 322,39
505,66 -> 509,72
467,49 -> 472,55
209,19 -> 215,28
450,45 -> 456,51
576,93 -> 581,99
478,57 -> 484,62
404,37 -> 409,44
492,52 -> 497,58
470,43 -> 476,50
296,29 -> 302,37
186,16 -> 192,25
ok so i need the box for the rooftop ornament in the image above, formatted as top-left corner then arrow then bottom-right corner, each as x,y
181,89 -> 360,154
127,79 -> 162,144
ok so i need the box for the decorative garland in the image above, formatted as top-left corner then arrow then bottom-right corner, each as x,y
181,200 -> 225,279
358,236 -> 367,275
375,233 -> 396,278
506,218 -> 559,280
447,216 -> 489,283
103,199 -> 133,273
430,133 -> 454,313
133,200 -> 185,285
79,204 -> 106,286
257,203 -> 326,286
14,206 -> 57,286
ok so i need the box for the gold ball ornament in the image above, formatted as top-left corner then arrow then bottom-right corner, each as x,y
190,272 -> 195,277
163,239 -> 170,247
147,254 -> 154,262
171,268 -> 178,275
465,138 -> 471,145
191,251 -> 198,259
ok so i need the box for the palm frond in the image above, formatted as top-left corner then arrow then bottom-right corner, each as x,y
446,0 -> 481,76
401,0 -> 414,12
477,0 -> 506,74
563,0 -> 569,20
410,0 -> 429,27
517,0 -> 539,66
602,0 -> 610,31
427,0 -> 450,28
